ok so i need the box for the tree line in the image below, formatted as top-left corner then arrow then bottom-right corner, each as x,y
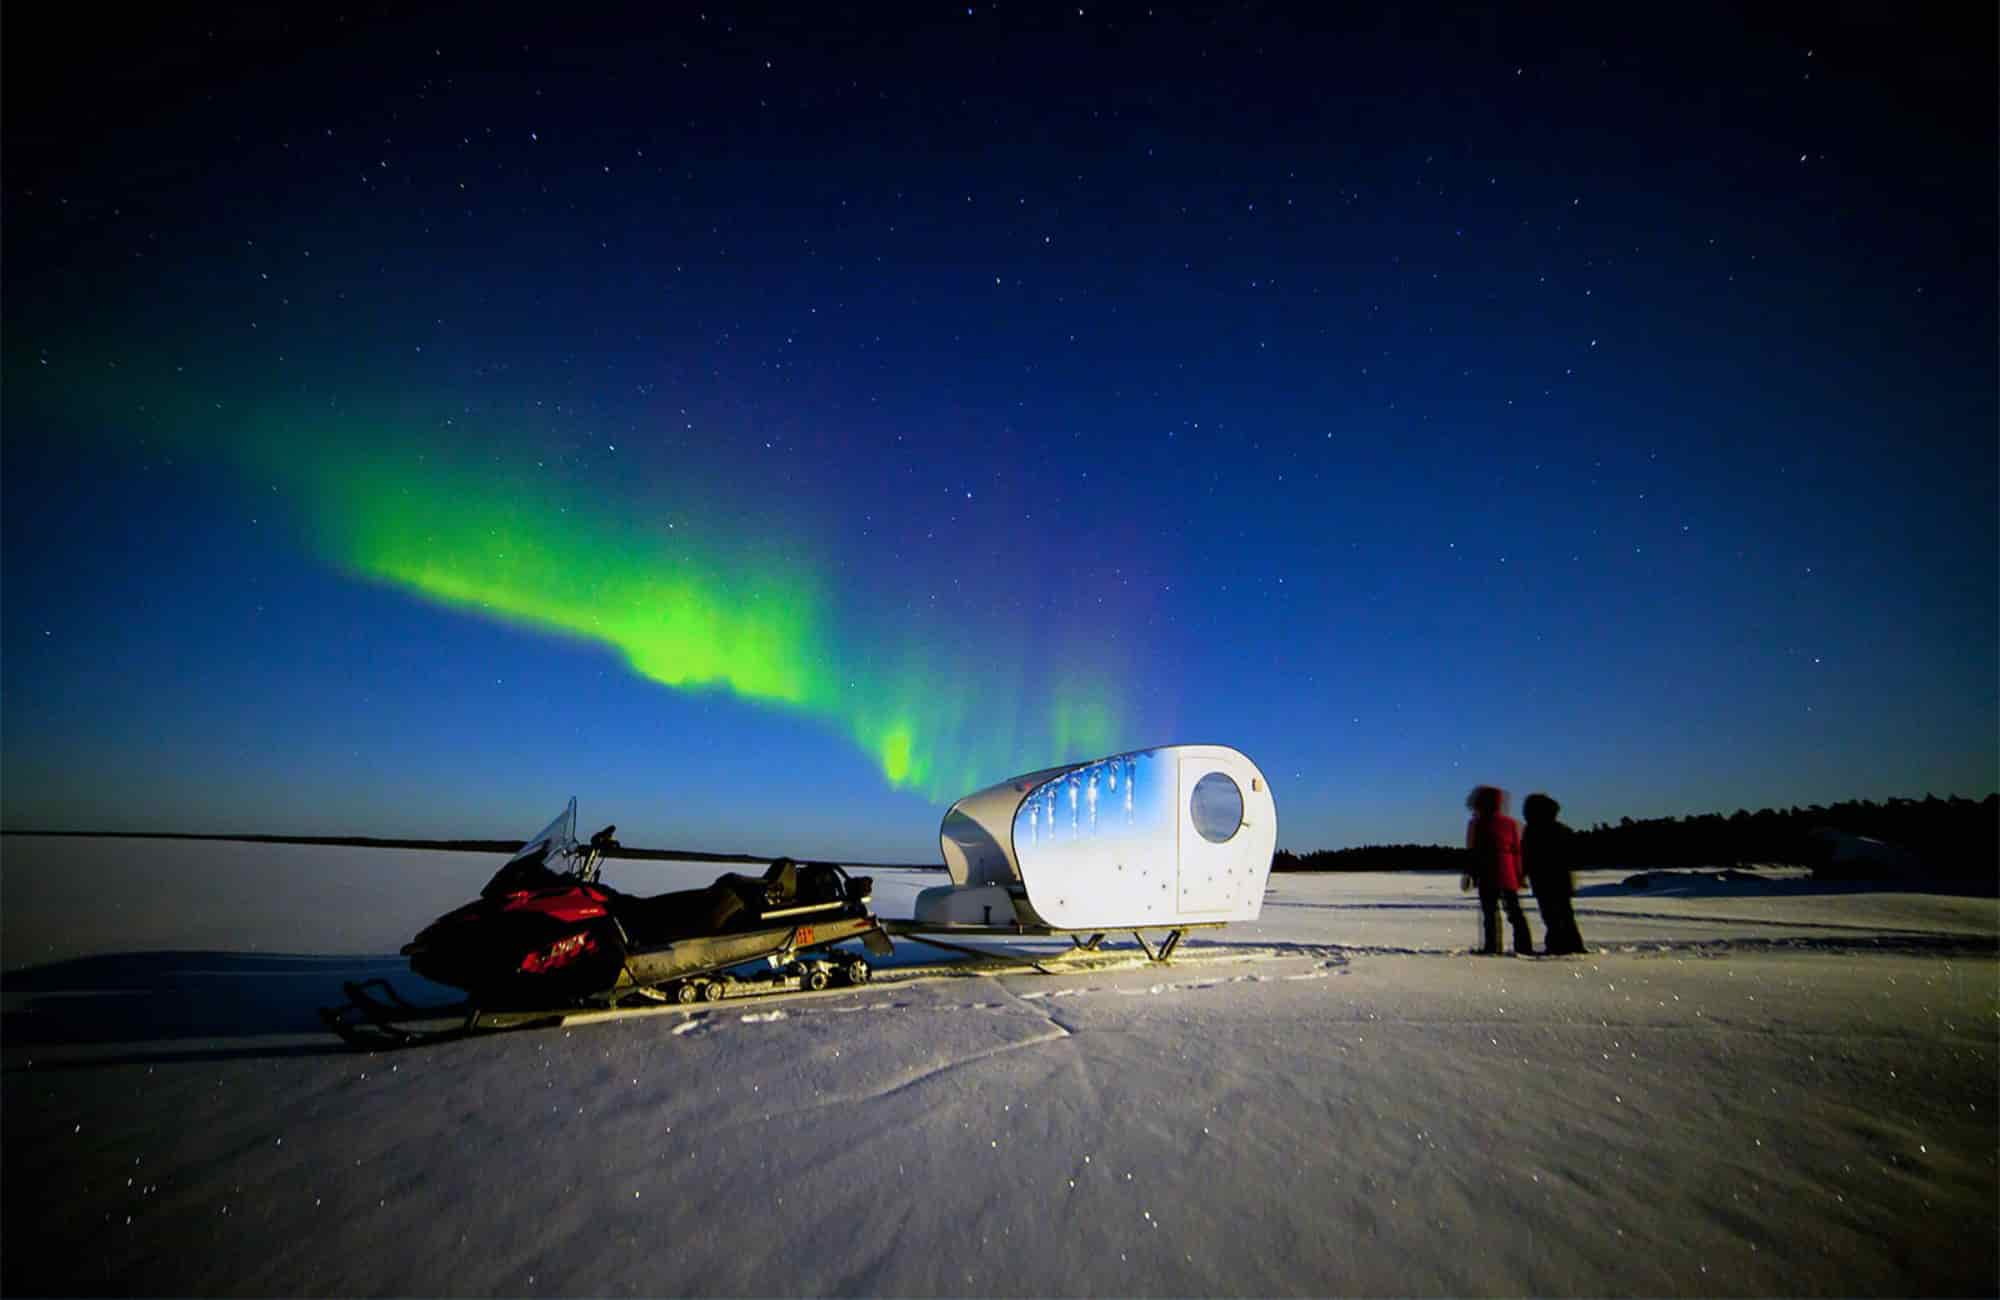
1273,793 -> 1997,881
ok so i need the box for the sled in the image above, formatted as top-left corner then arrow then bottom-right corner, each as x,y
893,744 -> 1278,963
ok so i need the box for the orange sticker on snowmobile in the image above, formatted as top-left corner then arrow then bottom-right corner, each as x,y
794,926 -> 815,945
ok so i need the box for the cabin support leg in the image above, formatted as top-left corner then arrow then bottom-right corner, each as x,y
1071,932 -> 1106,952
1132,929 -> 1186,964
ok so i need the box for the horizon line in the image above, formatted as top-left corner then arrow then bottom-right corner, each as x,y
0,828 -> 944,872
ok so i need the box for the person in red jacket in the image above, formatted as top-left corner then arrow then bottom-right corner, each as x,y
1462,785 -> 1535,956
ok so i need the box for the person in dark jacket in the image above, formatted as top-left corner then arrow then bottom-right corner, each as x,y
1462,785 -> 1534,956
1522,792 -> 1588,955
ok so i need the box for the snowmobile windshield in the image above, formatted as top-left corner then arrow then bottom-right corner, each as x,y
508,798 -> 579,869
481,798 -> 584,896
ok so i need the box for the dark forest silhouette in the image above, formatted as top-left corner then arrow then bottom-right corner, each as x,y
1275,793 -> 1998,885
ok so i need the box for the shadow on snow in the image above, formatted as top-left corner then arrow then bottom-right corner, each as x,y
1,952 -> 436,1059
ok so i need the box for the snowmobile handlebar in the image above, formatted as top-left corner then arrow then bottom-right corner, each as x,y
561,827 -> 614,885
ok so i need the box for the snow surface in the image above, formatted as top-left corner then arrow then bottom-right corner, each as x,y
3,837 -> 1996,1295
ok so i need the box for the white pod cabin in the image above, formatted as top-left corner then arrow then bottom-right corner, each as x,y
912,744 -> 1277,932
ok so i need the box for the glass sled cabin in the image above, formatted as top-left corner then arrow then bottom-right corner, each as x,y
912,744 -> 1277,937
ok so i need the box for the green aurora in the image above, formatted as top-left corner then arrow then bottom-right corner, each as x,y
9,351 -> 1129,800
297,441 -> 1124,801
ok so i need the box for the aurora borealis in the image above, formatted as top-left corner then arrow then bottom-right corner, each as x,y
3,3 -> 1993,860
10,369 -> 1132,808
307,442 -> 1114,798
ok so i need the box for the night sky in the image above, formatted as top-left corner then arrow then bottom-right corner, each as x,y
4,2 -> 1993,861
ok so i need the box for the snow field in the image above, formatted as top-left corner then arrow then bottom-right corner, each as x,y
2,839 -> 1995,1295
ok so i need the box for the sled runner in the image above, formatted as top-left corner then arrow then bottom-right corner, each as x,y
889,744 -> 1278,963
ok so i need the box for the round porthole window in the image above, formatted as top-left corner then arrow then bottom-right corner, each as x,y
1190,771 -> 1244,843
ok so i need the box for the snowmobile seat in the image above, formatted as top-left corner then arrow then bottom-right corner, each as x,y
607,882 -> 747,949
710,858 -> 863,919
757,861 -> 868,915
605,859 -> 858,951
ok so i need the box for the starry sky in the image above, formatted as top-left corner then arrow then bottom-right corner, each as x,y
3,2 -> 1993,861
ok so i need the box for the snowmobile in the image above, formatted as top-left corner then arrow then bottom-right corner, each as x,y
322,799 -> 890,1048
